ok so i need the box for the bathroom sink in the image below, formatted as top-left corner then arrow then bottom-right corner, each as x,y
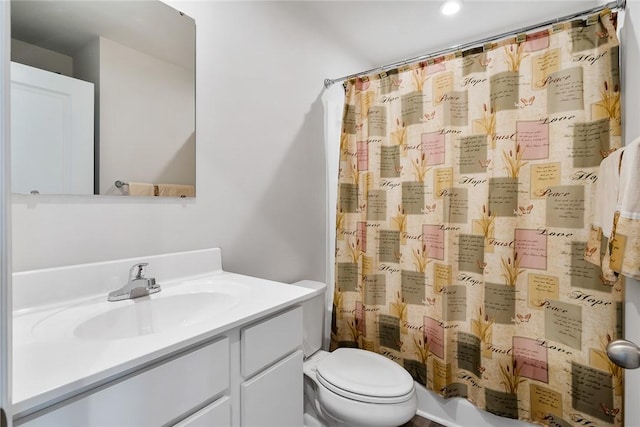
74,292 -> 235,340
31,280 -> 250,341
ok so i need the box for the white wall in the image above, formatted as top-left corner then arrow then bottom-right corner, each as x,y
10,39 -> 72,77
10,1 -> 366,285
1,1 -> 11,424
10,0 -> 606,289
98,37 -> 195,195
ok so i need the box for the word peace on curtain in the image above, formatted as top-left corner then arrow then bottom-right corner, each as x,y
331,9 -> 623,427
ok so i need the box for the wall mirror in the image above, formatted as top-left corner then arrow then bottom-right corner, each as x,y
10,0 -> 196,197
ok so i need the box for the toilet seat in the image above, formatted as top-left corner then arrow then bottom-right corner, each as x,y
315,348 -> 415,404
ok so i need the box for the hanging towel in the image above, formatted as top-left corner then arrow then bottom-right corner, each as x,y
127,182 -> 155,196
594,148 -> 624,238
157,184 -> 195,198
609,136 -> 640,279
584,148 -> 624,284
616,138 -> 640,219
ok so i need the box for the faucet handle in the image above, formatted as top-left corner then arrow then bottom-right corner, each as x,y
129,263 -> 149,280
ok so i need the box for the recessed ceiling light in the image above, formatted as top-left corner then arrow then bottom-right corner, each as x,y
441,0 -> 462,16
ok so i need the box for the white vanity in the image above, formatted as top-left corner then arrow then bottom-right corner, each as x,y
11,248 -> 319,426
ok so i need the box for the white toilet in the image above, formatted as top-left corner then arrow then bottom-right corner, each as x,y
294,281 -> 418,427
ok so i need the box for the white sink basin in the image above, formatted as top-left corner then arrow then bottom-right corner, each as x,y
74,292 -> 234,340
31,279 -> 250,341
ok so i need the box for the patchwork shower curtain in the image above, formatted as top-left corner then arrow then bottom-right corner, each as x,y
331,10 -> 623,426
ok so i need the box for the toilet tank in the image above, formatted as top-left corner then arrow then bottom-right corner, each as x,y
292,280 -> 327,357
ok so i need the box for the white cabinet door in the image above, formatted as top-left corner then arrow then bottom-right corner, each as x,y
10,61 -> 94,195
241,306 -> 302,378
240,350 -> 303,427
626,279 -> 640,423
17,338 -> 229,427
174,396 -> 231,427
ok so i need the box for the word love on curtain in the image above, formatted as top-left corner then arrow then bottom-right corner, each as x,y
331,10 -> 623,427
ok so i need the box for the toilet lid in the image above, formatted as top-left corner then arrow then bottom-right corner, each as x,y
315,348 -> 415,404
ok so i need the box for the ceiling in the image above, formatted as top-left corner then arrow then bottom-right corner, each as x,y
284,0 -> 605,76
9,0 -> 608,80
10,0 -> 195,70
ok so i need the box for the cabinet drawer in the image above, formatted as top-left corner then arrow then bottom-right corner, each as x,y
174,396 -> 231,427
17,337 -> 230,427
241,350 -> 303,427
241,306 -> 302,378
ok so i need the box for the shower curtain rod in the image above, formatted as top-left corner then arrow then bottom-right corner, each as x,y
324,0 -> 625,88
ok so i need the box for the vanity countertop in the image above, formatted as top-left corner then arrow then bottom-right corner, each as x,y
12,249 -> 319,418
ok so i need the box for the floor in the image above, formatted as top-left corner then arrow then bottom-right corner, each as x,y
401,415 -> 446,427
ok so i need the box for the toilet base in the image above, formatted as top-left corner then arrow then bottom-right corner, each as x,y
304,401 -> 415,427
303,393 -> 327,427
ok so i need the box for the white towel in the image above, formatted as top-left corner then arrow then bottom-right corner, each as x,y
594,148 -> 624,237
127,182 -> 155,196
584,147 -> 624,279
617,137 -> 640,220
157,184 -> 195,198
609,136 -> 640,279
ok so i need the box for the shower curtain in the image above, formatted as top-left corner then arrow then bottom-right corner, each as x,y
331,9 -> 623,426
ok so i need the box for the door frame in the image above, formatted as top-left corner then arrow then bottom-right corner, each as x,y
621,3 -> 640,424
1,0 -> 13,425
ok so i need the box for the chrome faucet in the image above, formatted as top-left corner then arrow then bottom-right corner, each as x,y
108,262 -> 161,302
